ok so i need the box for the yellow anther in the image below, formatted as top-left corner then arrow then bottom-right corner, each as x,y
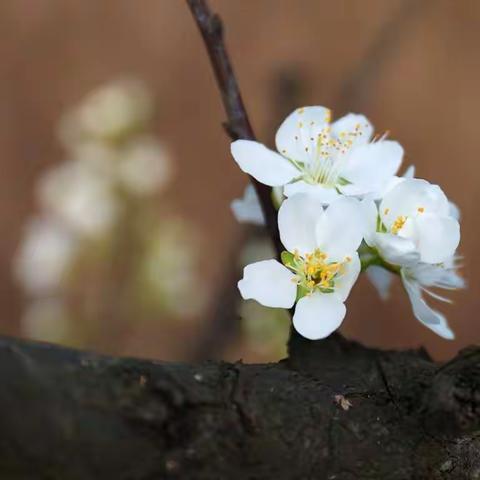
298,122 -> 303,128
417,207 -> 425,214
297,108 -> 304,114
324,109 -> 332,123
384,208 -> 390,215
391,215 -> 407,234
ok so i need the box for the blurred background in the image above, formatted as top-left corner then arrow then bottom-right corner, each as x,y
0,0 -> 479,362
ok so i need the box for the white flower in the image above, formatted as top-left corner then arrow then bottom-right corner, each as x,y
14,217 -> 76,295
238,194 -> 364,339
401,257 -> 465,339
37,159 -> 119,237
231,184 -> 266,226
231,106 -> 403,203
362,178 -> 460,267
117,136 -> 172,196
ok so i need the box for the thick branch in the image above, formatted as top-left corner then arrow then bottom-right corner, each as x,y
0,335 -> 479,479
186,0 -> 283,256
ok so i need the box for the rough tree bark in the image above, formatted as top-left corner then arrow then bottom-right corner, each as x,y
0,334 -> 479,479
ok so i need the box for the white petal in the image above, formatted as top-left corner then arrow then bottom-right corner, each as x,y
330,113 -> 373,144
366,265 -> 394,301
416,214 -> 460,264
275,106 -> 331,162
315,197 -> 364,261
231,184 -> 265,226
293,292 -> 346,340
403,165 -> 415,179
360,198 -> 378,246
283,181 -> 340,203
449,201 -> 461,221
401,272 -> 455,339
231,140 -> 299,186
335,253 -> 361,301
337,183 -> 372,196
374,232 -> 420,266
238,259 -> 297,309
380,179 -> 450,228
278,193 -> 325,255
342,141 -> 403,195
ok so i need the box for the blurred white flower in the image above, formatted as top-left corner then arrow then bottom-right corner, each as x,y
21,298 -> 72,343
70,141 -> 118,176
37,159 -> 118,237
60,78 -> 154,142
118,136 -> 172,196
14,217 -> 76,295
231,184 -> 265,226
142,221 -> 206,316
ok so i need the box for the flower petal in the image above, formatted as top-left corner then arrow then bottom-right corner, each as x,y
449,201 -> 461,221
401,272 -> 455,339
238,259 -> 297,309
335,253 -> 361,301
293,292 -> 346,340
380,179 -> 450,228
366,265 -> 394,301
330,113 -> 373,145
275,106 -> 331,163
416,214 -> 460,264
231,184 -> 265,226
342,140 -> 403,195
231,140 -> 299,186
374,232 -> 420,266
278,193 -> 325,255
360,198 -> 378,246
283,181 -> 340,203
315,197 -> 364,261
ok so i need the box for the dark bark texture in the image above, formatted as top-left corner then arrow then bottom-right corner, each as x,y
0,334 -> 479,479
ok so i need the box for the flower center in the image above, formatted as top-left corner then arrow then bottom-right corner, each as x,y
391,215 -> 407,234
388,207 -> 425,235
286,110 -> 366,188
282,248 -> 349,294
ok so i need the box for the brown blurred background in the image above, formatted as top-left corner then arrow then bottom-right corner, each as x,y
0,0 -> 479,362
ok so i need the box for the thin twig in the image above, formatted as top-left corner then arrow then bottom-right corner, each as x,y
192,70 -> 305,360
186,0 -> 283,257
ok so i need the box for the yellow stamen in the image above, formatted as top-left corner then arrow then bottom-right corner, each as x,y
391,215 -> 407,234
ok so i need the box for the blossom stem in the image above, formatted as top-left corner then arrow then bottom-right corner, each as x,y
185,0 -> 284,258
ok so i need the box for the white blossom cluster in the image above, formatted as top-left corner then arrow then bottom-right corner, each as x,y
14,79 -> 204,343
231,106 -> 463,340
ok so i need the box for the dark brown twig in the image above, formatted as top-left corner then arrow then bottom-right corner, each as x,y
186,0 -> 283,257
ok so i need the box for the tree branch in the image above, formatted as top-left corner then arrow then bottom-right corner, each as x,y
186,0 -> 283,257
1,335 -> 479,478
